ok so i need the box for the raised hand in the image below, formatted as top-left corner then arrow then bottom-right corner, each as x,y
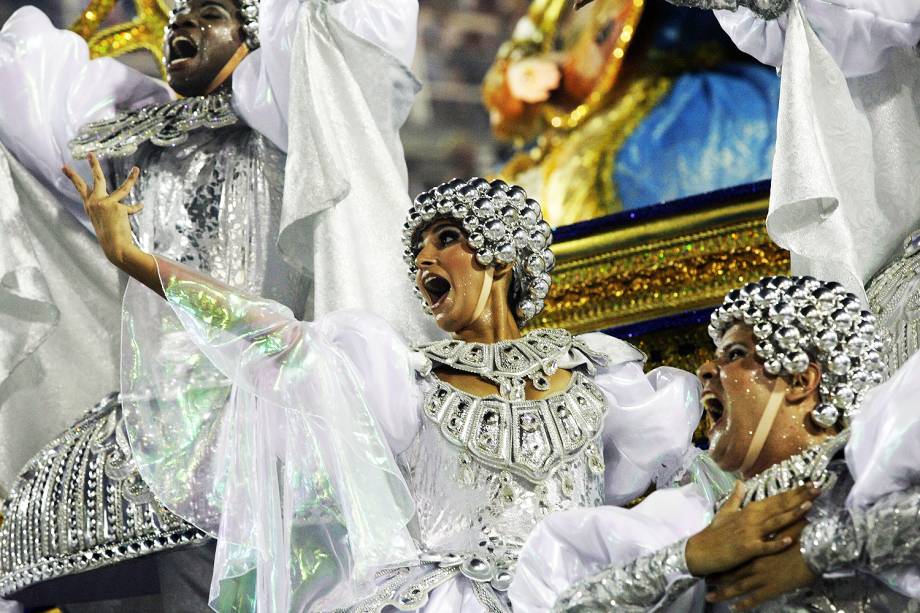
62,154 -> 163,297
63,153 -> 144,266
684,482 -> 820,577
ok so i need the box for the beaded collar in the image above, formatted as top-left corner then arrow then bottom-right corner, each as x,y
415,329 -> 607,401
70,88 -> 238,160
723,430 -> 850,509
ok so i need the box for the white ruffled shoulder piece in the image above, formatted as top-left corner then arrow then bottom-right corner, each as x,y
844,349 -> 920,596
714,0 -> 920,302
509,484 -> 711,612
568,333 -> 705,505
847,348 -> 920,510
0,6 -> 170,216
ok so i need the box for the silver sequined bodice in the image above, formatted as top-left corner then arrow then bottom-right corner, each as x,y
345,368 -> 608,612
122,125 -> 310,316
403,372 -> 606,554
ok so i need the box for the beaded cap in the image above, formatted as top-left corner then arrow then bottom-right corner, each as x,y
402,178 -> 555,325
709,276 -> 887,429
170,0 -> 261,49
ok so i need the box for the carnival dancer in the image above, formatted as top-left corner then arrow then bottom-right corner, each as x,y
0,0 -> 434,608
66,165 -> 708,611
514,276 -> 920,611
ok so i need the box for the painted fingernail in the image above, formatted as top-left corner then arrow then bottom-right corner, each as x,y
783,536 -> 793,544
705,593 -> 716,602
800,501 -> 812,511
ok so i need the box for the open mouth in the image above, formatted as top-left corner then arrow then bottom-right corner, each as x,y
422,273 -> 452,310
168,35 -> 199,66
702,393 -> 726,435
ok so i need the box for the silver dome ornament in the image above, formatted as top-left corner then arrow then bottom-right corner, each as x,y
435,183 -> 455,199
469,177 -> 491,192
753,321 -> 773,339
483,219 -> 507,241
814,289 -> 838,313
800,305 -> 823,328
530,277 -> 550,299
527,230 -> 547,251
816,329 -> 839,352
777,326 -> 801,351
783,351 -> 810,374
475,198 -> 496,219
468,232 -> 485,249
525,254 -> 546,275
811,404 -> 839,429
495,244 -> 516,265
420,206 -> 436,221
459,185 -> 479,201
518,300 -> 538,321
832,309 -> 853,331
507,185 -> 527,204
828,352 -> 852,375
846,335 -> 868,353
437,198 -> 454,214
755,340 -> 776,360
770,302 -> 796,324
476,249 -> 495,266
501,205 -> 519,222
464,215 -> 481,231
512,229 -> 529,249
764,358 -> 782,375
542,249 -> 556,271
521,207 -> 539,224
831,385 -> 855,408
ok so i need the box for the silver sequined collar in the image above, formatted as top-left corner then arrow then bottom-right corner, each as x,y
726,430 -> 850,509
416,329 -> 608,401
69,88 -> 239,160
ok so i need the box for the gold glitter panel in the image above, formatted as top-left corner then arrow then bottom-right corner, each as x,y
531,192 -> 790,335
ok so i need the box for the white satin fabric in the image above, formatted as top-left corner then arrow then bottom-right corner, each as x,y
120,257 -> 702,612
510,486 -> 712,612
715,0 -> 920,302
846,349 -> 920,596
512,349 -> 920,610
0,0 -> 437,490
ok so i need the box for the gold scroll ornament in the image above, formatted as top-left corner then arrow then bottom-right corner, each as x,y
70,0 -> 171,74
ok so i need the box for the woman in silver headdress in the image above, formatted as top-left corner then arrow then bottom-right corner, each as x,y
514,276 -> 920,611
67,166 -> 708,611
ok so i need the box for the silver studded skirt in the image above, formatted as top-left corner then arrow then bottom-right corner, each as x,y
0,393 -> 208,596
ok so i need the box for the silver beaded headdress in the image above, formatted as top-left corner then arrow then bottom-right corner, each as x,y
708,276 -> 887,429
402,178 -> 555,325
170,0 -> 261,49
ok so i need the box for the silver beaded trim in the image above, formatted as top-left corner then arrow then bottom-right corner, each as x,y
0,394 -> 209,596
69,88 -> 239,160
709,276 -> 887,429
170,0 -> 261,49
402,178 -> 555,324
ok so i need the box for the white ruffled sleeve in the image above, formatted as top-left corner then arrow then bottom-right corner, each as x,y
578,333 -> 703,504
232,0 -> 419,152
0,6 -> 169,219
120,258 -> 422,611
715,0 -> 920,78
509,486 -> 711,612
